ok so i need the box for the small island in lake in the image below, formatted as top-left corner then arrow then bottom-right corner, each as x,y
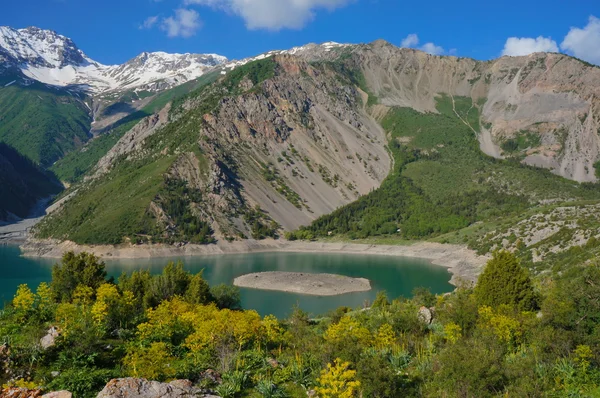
233,271 -> 371,296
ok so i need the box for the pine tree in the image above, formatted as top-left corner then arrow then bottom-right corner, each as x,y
474,251 -> 538,311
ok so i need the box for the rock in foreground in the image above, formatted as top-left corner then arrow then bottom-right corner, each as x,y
96,378 -> 216,398
234,271 -> 371,296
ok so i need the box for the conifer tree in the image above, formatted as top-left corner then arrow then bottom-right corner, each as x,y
474,251 -> 538,311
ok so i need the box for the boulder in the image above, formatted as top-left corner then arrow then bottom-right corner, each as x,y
96,378 -> 202,398
41,392 -> 72,398
417,306 -> 433,325
0,388 -> 42,398
40,327 -> 60,350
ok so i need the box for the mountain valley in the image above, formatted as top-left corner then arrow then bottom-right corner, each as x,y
2,14 -> 600,397
1,27 -> 600,272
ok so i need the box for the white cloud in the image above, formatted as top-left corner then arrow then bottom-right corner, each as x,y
561,15 -> 600,65
400,33 -> 419,48
161,8 -> 202,38
420,42 -> 444,55
140,15 -> 159,30
400,33 -> 445,55
501,36 -> 558,56
183,0 -> 352,30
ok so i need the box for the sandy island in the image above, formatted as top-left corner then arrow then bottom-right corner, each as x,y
21,238 -> 489,285
234,271 -> 371,296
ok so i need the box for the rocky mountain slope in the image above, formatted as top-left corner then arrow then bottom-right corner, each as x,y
364,41 -> 600,182
34,40 -> 600,247
35,54 -> 391,243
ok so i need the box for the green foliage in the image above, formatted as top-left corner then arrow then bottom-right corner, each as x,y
46,367 -> 118,398
146,178 -> 215,244
210,284 -> 242,310
0,77 -> 91,166
500,131 -> 541,154
474,251 -> 538,311
222,58 -> 277,93
50,116 -> 143,183
428,338 -> 507,397
118,261 -> 212,309
2,252 -> 600,396
51,251 -> 108,302
299,95 -> 597,242
244,206 -> 279,240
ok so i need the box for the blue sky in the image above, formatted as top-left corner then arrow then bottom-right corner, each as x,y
1,0 -> 599,65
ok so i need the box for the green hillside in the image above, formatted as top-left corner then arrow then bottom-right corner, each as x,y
0,73 -> 92,167
0,142 -> 62,219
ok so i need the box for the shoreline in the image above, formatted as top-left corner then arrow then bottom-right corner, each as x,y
21,238 -> 488,285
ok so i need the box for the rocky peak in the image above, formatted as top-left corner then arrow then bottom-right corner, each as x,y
0,26 -> 91,68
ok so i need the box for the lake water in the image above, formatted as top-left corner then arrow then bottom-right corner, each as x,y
0,245 -> 453,318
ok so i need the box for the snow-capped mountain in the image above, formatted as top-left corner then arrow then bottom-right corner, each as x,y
0,26 -> 95,68
102,51 -> 227,94
0,26 -> 228,94
221,41 -> 349,71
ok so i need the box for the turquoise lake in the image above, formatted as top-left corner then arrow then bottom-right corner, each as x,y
0,245 -> 453,318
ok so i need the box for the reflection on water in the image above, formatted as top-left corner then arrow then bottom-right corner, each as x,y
1,246 -> 453,318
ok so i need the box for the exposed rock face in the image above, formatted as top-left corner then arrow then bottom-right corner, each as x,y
193,55 -> 390,233
344,41 -> 600,182
0,26 -> 89,69
418,306 -> 433,325
92,104 -> 171,178
0,388 -> 43,398
0,388 -> 70,398
35,40 -> 600,244
96,378 -> 214,398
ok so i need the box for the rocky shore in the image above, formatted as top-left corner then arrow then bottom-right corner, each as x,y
234,271 -> 371,296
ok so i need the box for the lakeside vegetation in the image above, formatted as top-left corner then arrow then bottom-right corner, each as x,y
1,251 -> 599,397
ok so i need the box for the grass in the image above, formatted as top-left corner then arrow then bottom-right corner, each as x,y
39,60 -> 284,244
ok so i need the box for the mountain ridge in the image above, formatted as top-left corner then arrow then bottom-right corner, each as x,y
0,26 -> 228,94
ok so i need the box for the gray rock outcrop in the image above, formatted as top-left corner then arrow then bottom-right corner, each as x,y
96,378 -> 217,398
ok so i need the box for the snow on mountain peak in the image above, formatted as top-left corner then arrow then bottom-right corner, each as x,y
0,26 -> 97,69
0,26 -> 228,94
0,27 -> 350,96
